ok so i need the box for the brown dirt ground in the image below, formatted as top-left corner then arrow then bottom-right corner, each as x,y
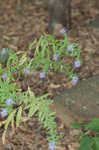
0,0 -> 99,149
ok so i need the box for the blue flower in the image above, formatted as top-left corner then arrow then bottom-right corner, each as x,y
1,72 -> 7,80
6,98 -> 14,106
53,54 -> 59,61
0,108 -> 8,118
74,59 -> 81,68
24,68 -> 31,75
67,44 -> 74,52
59,27 -> 67,35
40,72 -> 46,79
72,76 -> 78,84
48,142 -> 55,150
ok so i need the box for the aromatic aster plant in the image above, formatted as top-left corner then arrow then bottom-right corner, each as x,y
0,61 -> 59,144
29,33 -> 82,82
0,32 -> 83,148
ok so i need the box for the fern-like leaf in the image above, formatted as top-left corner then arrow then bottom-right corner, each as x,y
28,103 -> 38,118
2,110 -> 16,144
16,106 -> 22,128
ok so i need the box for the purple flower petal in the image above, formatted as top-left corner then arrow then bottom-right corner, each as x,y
67,44 -> 74,52
1,72 -> 7,80
0,108 -> 8,118
40,72 -> 46,79
72,76 -> 78,84
48,142 -> 55,150
6,98 -> 14,106
59,27 -> 67,35
74,59 -> 81,68
52,54 -> 59,61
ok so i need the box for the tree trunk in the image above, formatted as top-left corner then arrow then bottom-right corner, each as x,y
48,0 -> 71,34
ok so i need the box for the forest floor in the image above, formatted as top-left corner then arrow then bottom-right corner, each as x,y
0,0 -> 99,149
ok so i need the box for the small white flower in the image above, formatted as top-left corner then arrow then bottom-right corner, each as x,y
40,72 -> 46,79
0,108 -> 8,118
6,98 -> 14,106
74,59 -> 81,68
72,76 -> 78,84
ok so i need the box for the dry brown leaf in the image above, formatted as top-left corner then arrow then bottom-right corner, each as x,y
49,83 -> 61,89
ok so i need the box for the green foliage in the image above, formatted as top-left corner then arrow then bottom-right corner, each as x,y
85,118 -> 99,132
78,134 -> 94,150
7,51 -> 29,76
1,87 -> 59,144
0,53 -> 59,143
71,118 -> 99,150
0,78 -> 18,107
29,34 -> 82,78
24,89 -> 59,142
16,106 -> 23,128
0,33 -> 82,145
2,110 -> 16,144
71,122 -> 86,129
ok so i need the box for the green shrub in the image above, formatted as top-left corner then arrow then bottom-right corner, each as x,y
71,118 -> 99,150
